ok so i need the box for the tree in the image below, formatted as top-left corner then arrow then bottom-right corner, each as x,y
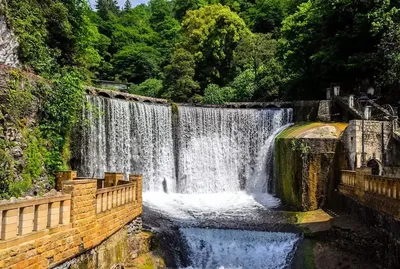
163,48 -> 200,102
124,0 -> 132,11
172,0 -> 207,21
247,0 -> 286,34
96,0 -> 119,20
231,69 -> 256,101
280,0 -> 400,100
203,84 -> 235,104
130,78 -> 164,97
112,43 -> 161,84
181,4 -> 250,88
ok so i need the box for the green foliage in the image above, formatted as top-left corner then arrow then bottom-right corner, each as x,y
203,84 -> 235,104
130,79 -> 164,98
163,48 -> 200,102
40,70 -> 85,174
112,43 -> 162,84
181,4 -> 250,87
231,69 -> 256,101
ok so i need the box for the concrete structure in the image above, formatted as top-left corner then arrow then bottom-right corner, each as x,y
0,172 -> 143,269
86,86 -> 169,104
339,168 -> 400,219
342,120 -> 393,171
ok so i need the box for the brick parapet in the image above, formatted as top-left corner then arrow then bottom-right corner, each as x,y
0,175 -> 143,269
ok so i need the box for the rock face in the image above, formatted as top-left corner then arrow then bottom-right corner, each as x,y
0,15 -> 20,67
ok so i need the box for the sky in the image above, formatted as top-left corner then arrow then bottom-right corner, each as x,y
89,0 -> 149,9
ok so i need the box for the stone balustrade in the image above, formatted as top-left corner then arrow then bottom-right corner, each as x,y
0,171 -> 143,269
339,168 -> 400,219
0,195 -> 71,242
340,170 -> 356,187
364,175 -> 400,200
95,183 -> 137,214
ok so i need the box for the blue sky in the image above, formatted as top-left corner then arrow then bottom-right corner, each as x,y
89,0 -> 149,9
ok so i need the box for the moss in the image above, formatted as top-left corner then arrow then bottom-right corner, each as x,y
131,252 -> 166,269
303,239 -> 316,269
171,102 -> 179,115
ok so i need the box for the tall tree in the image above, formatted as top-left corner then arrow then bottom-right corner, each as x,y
163,48 -> 200,102
181,4 -> 250,88
96,0 -> 119,20
124,0 -> 132,11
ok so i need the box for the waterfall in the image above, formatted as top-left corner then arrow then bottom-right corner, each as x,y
78,96 -> 292,194
180,228 -> 299,269
176,106 -> 292,194
78,96 -> 176,192
78,96 -> 298,268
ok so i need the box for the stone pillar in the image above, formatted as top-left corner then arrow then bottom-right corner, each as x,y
19,206 -> 34,235
104,172 -> 124,187
1,209 -> 18,240
129,175 -> 143,203
48,201 -> 61,228
355,168 -> 372,200
62,179 -> 97,228
34,204 -> 48,231
56,171 -> 77,191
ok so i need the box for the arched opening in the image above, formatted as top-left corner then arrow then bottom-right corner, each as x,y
98,92 -> 111,98
156,101 -> 164,104
265,105 -> 278,109
115,95 -> 127,100
367,159 -> 382,176
143,100 -> 152,103
239,105 -> 247,109
251,105 -> 262,109
129,97 -> 139,102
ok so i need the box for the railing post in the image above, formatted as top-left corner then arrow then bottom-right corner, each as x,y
129,174 -> 143,203
56,171 -> 77,191
62,179 -> 97,227
355,168 -> 371,200
104,172 -> 124,187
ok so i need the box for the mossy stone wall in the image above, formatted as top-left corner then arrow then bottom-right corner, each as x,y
275,137 -> 339,211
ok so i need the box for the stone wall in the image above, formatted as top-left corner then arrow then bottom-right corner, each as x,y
341,120 -> 392,171
275,137 -> 340,211
0,175 -> 142,269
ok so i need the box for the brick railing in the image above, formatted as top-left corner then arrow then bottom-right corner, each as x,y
340,170 -> 356,187
0,172 -> 143,269
339,168 -> 400,219
365,175 -> 400,200
0,195 -> 71,242
96,183 -> 137,214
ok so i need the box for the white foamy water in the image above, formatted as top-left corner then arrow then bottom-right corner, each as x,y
143,192 -> 281,225
79,98 -> 298,268
177,107 -> 292,193
180,228 -> 299,269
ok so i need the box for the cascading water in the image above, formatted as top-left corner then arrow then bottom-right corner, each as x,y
176,106 -> 292,194
78,96 -> 176,192
180,228 -> 299,269
78,95 -> 299,269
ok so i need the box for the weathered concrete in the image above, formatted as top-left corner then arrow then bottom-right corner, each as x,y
86,86 -> 169,104
341,120 -> 392,170
275,123 -> 347,211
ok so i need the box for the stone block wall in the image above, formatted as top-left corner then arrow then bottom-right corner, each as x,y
342,120 -> 392,170
0,175 -> 143,269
